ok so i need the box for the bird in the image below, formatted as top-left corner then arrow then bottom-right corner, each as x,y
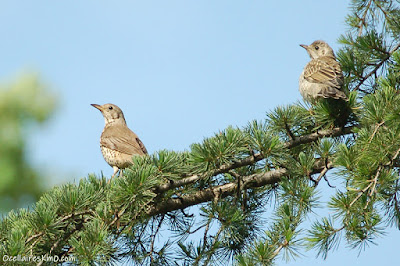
299,40 -> 347,103
91,103 -> 147,180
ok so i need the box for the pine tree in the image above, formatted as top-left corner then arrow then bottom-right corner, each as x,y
0,74 -> 56,213
1,1 -> 400,265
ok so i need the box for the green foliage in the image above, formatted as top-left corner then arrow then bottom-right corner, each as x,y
306,217 -> 341,259
189,126 -> 249,172
266,104 -> 312,140
0,73 -> 57,212
246,120 -> 282,157
151,150 -> 190,180
312,91 -> 359,128
69,218 -> 115,264
112,156 -> 160,208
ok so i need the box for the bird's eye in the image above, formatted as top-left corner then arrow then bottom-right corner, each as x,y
108,106 -> 113,110
315,46 -> 319,50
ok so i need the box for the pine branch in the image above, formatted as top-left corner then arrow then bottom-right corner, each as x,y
312,164 -> 332,187
147,159 -> 330,216
284,126 -> 354,149
349,145 -> 400,211
353,42 -> 400,93
150,215 -> 165,263
272,239 -> 288,259
155,126 -> 354,194
25,209 -> 95,258
357,0 -> 373,37
204,226 -> 223,266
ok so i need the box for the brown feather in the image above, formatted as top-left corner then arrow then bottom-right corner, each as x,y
100,124 -> 148,156
304,56 -> 343,89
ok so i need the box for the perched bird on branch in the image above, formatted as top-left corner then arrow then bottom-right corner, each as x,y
91,103 -> 147,180
299,40 -> 347,103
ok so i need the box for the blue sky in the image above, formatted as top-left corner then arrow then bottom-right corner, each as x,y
1,1 -> 399,265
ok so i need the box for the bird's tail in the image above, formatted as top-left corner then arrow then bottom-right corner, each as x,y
319,87 -> 348,101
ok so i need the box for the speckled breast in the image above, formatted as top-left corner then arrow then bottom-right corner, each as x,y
100,146 -> 133,169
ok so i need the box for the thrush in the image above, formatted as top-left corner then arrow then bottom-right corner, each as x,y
299,40 -> 347,103
91,103 -> 148,179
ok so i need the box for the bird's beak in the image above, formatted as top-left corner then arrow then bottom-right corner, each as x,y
300,44 -> 308,49
91,104 -> 103,112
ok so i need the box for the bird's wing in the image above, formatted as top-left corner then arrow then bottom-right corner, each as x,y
101,125 -> 148,155
303,56 -> 344,89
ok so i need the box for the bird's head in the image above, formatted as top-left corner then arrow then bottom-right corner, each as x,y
91,103 -> 127,125
300,40 -> 335,59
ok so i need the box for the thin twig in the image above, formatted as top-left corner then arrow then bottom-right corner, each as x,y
374,0 -> 389,19
204,226 -> 224,266
43,216 -> 90,266
362,166 -> 383,210
368,166 -> 383,198
358,0 -> 373,37
368,121 -> 385,143
349,182 -> 374,209
25,232 -> 44,245
49,217 -> 87,255
313,166 -> 329,187
229,170 -> 242,204
324,174 -> 336,188
186,224 -> 206,235
193,219 -> 211,265
202,221 -> 210,251
353,42 -> 400,93
272,239 -> 288,259
149,215 -> 165,263
388,146 -> 400,167
284,121 -> 295,141
365,146 -> 400,209
180,208 -> 193,218
108,207 -> 127,228
26,210 -> 95,257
